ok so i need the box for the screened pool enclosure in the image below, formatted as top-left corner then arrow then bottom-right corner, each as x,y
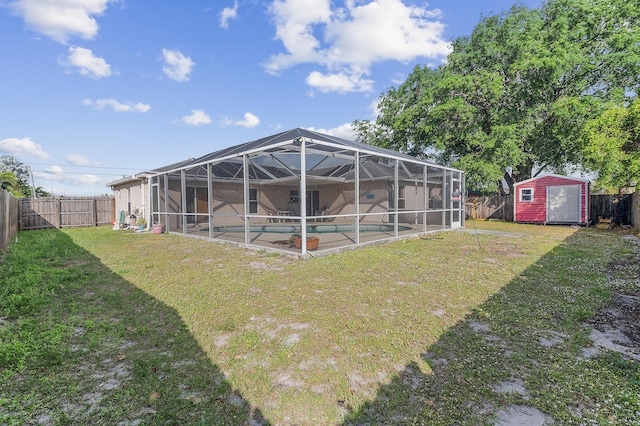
149,128 -> 465,255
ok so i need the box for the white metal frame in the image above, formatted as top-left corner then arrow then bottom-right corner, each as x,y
148,132 -> 465,255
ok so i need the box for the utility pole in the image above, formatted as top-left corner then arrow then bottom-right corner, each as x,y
28,165 -> 37,197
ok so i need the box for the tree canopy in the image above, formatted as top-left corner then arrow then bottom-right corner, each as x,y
581,99 -> 640,191
354,0 -> 639,193
0,171 -> 19,195
0,155 -> 50,198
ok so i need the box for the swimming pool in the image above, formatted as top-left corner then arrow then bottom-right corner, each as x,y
212,223 -> 412,234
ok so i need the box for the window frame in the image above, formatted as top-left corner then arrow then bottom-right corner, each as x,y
519,187 -> 534,202
398,185 -> 406,209
249,188 -> 258,214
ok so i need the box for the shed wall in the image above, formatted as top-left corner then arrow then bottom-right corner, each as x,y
515,175 -> 588,224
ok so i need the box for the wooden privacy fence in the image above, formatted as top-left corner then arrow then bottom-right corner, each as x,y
465,195 -> 514,222
1,190 -> 19,252
466,193 -> 635,226
590,194 -> 633,225
19,196 -> 115,230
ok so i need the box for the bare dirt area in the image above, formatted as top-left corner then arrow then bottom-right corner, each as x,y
584,291 -> 640,361
582,234 -> 640,362
489,231 -> 640,426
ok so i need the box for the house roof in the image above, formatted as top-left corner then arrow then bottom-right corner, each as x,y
106,158 -> 195,187
184,128 -> 422,166
146,128 -> 455,184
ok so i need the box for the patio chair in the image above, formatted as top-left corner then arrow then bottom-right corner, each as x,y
266,209 -> 277,223
320,206 -> 329,222
118,210 -> 126,229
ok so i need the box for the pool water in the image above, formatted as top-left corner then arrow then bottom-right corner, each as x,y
212,223 -> 411,234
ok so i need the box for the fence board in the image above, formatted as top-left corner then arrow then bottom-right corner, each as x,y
465,195 -> 514,222
1,190 -> 19,252
590,194 -> 633,225
633,191 -> 640,230
19,196 -> 114,230
96,197 -> 115,225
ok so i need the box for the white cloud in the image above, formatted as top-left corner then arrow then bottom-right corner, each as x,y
220,1 -> 239,29
46,165 -> 63,174
83,98 -> 151,112
306,70 -> 374,94
265,0 -> 451,93
8,0 -> 114,44
62,47 -> 112,78
220,112 -> 261,128
0,137 -> 49,159
162,48 -> 195,82
36,165 -> 102,185
368,97 -> 381,118
66,153 -> 91,165
307,123 -> 355,140
235,112 -> 260,128
180,109 -> 211,126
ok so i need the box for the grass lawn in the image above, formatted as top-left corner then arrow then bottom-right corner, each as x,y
1,222 -> 639,425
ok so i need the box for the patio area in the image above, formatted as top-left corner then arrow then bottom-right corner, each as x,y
148,128 -> 465,255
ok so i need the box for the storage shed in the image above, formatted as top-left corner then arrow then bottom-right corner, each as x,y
514,174 -> 590,225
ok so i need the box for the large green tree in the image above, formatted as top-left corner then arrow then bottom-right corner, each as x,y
354,0 -> 639,193
581,99 -> 640,191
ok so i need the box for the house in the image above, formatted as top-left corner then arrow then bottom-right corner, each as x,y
116,128 -> 466,255
107,159 -> 194,226
514,174 -> 590,225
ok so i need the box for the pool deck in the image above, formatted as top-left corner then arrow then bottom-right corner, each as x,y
170,219 -> 452,257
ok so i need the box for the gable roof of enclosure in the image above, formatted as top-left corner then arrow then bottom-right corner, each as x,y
148,128 -> 456,184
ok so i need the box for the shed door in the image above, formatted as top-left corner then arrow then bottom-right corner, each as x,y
547,185 -> 581,223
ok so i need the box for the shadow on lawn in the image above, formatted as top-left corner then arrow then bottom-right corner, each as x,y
1,229 -> 269,425
341,229 -> 639,424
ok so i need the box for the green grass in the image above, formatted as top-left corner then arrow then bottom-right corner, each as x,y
0,222 -> 638,425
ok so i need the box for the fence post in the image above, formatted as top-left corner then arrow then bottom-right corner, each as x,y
472,196 -> 477,220
633,190 -> 639,231
56,198 -> 61,229
0,190 -> 19,252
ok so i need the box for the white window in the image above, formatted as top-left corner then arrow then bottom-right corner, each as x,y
398,186 -> 406,209
249,188 -> 258,214
519,188 -> 534,202
289,189 -> 299,204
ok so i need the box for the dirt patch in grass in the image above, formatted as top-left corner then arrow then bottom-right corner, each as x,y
580,235 -> 640,362
584,292 -> 640,360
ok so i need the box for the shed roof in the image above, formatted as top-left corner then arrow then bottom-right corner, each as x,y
513,173 -> 590,187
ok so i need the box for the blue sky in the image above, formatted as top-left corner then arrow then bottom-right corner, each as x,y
1,0 -> 540,196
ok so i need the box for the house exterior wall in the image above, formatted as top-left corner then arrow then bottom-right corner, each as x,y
359,181 -> 390,216
157,178 -> 447,227
514,175 -> 589,224
112,179 -> 147,224
258,185 -> 291,213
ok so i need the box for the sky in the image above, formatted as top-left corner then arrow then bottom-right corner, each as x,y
1,0 -> 541,196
